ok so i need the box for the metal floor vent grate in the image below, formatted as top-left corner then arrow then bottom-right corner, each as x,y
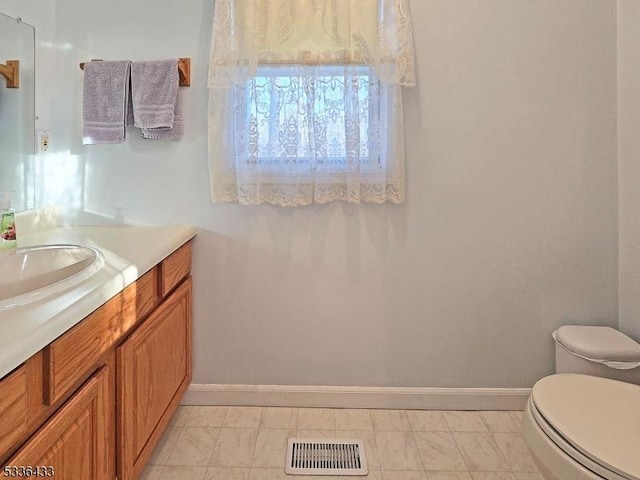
285,438 -> 368,476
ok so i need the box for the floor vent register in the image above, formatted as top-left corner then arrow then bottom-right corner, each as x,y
285,438 -> 368,476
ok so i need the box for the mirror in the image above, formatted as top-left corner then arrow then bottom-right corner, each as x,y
0,12 -> 35,211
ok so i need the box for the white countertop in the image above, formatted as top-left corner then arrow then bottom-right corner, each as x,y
0,225 -> 196,379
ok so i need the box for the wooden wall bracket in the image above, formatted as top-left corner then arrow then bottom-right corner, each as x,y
0,60 -> 19,88
80,58 -> 191,87
177,58 -> 190,87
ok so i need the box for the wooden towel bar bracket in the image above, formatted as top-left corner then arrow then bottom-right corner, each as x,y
80,58 -> 191,87
178,58 -> 191,87
0,60 -> 19,88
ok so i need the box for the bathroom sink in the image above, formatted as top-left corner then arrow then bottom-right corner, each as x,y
0,244 -> 104,311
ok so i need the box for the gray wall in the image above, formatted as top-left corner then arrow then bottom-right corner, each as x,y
42,0 -> 619,388
619,0 -> 640,341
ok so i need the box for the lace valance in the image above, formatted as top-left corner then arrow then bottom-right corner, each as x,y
208,0 -> 416,88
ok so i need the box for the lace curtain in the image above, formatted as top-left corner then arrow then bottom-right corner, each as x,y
208,0 -> 416,206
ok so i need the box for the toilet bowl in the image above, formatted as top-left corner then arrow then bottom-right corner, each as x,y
523,374 -> 640,480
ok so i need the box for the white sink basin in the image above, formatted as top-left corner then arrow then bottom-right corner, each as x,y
0,244 -> 104,311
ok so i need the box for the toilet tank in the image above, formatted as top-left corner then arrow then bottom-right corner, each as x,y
553,326 -> 640,384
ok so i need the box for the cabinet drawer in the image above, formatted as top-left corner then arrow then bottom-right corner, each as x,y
0,365 -> 29,458
123,265 -> 159,322
44,268 -> 158,405
159,241 -> 191,297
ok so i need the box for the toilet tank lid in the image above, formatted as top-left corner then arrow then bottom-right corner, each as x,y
554,326 -> 640,363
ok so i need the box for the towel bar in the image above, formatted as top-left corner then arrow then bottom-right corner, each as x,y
0,60 -> 19,88
80,58 -> 191,87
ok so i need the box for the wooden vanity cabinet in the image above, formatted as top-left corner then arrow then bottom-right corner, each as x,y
0,241 -> 193,479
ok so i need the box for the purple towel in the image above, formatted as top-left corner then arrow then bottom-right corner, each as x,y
82,60 -> 132,145
140,90 -> 184,140
131,59 -> 183,140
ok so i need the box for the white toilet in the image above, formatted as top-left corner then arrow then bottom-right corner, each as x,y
523,326 -> 640,480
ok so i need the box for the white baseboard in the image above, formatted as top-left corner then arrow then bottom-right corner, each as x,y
182,384 -> 531,411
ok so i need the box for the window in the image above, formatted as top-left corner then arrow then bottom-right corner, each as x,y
207,0 -> 416,206
243,65 -> 382,171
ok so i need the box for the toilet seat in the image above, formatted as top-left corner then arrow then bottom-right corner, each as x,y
529,398 -> 628,480
530,374 -> 640,480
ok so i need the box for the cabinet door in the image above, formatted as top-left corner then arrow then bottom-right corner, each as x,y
0,365 -> 28,463
6,363 -> 114,480
117,278 -> 192,480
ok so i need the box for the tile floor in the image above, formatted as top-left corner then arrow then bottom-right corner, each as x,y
141,407 -> 544,480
